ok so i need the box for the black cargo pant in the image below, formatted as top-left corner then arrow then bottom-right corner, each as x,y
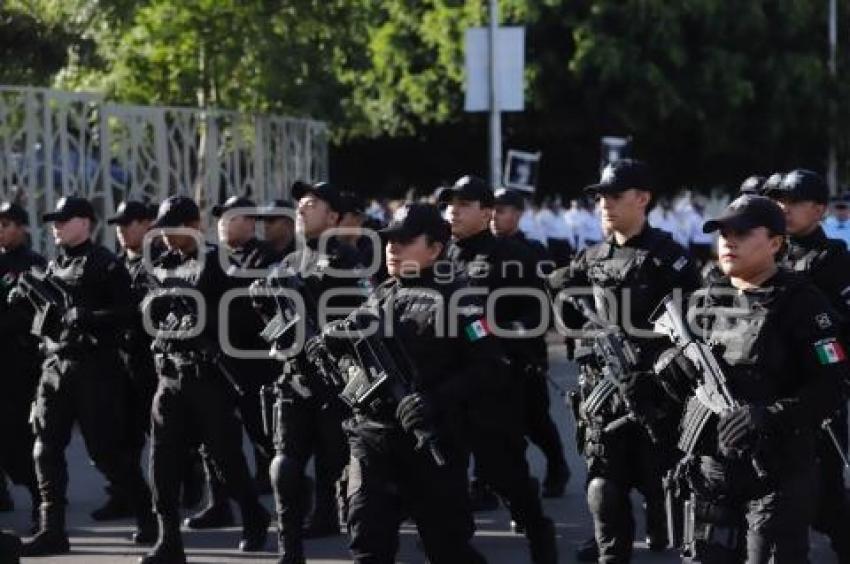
149,355 -> 257,520
346,419 -> 486,564
522,361 -> 567,477
468,395 -> 552,540
812,406 -> 850,562
32,351 -> 151,522
582,420 -> 668,563
270,382 -> 348,539
0,353 -> 39,497
684,456 -> 815,564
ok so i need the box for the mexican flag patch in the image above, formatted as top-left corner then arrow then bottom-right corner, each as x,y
464,318 -> 491,342
815,338 -> 846,365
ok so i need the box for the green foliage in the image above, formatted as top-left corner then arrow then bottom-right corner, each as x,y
2,0 -> 850,191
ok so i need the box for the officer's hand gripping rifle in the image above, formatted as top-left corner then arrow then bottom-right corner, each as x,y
15,269 -> 97,346
652,293 -> 767,477
327,311 -> 446,467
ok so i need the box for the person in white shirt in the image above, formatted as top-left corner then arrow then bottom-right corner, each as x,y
537,197 -> 573,266
519,200 -> 548,245
823,194 -> 850,247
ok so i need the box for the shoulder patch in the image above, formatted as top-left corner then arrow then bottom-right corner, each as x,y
815,313 -> 833,330
814,338 -> 846,364
464,318 -> 491,342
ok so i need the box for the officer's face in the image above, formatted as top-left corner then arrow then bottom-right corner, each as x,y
217,214 -> 255,248
448,198 -> 492,239
52,217 -> 91,247
598,189 -> 649,234
116,219 -> 151,252
491,204 -> 521,237
263,216 -> 295,246
386,235 -> 443,277
717,226 -> 783,281
0,218 -> 25,249
296,195 -> 338,239
774,197 -> 826,236
162,222 -> 201,253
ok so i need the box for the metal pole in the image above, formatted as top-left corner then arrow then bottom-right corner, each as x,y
488,0 -> 502,188
828,0 -> 838,195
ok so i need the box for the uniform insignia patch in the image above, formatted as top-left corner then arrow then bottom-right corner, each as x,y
464,318 -> 490,342
672,256 -> 688,272
815,313 -> 833,330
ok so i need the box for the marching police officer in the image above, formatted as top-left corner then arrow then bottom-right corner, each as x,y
21,196 -> 156,556
260,198 -> 297,263
443,175 -> 558,563
184,195 -> 279,530
140,196 -> 269,564
264,181 -> 366,563
0,202 -> 45,531
550,160 -> 702,562
657,195 -> 848,562
329,203 -> 498,563
491,187 -> 571,497
763,170 -> 850,562
87,201 -> 162,522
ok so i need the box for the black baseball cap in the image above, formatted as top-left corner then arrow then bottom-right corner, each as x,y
438,175 -> 495,207
211,195 -> 257,218
584,159 -> 653,195
42,196 -> 97,223
761,172 -> 785,194
107,200 -> 155,225
739,175 -> 766,195
0,202 -> 28,225
291,180 -> 343,212
338,192 -> 366,215
703,195 -> 786,235
380,203 -> 451,245
257,198 -> 294,219
152,196 -> 200,228
493,188 -> 526,210
764,169 -> 829,205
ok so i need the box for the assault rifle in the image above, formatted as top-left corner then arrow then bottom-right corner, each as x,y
142,274 -> 243,396
15,269 -> 95,345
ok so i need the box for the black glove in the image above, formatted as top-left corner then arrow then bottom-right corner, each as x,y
396,393 -> 434,434
717,405 -> 769,457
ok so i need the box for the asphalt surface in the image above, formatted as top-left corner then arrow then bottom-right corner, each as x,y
0,344 -> 838,563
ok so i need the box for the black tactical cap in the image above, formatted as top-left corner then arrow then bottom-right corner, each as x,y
584,159 -> 653,195
152,196 -> 200,228
42,196 -> 96,223
739,175 -> 766,195
493,188 -> 526,210
257,198 -> 294,219
291,180 -> 343,212
211,195 -> 257,218
338,191 -> 366,215
107,200 -> 155,225
0,201 -> 28,225
703,195 -> 786,235
761,172 -> 785,195
764,169 -> 829,205
380,203 -> 451,245
438,175 -> 495,207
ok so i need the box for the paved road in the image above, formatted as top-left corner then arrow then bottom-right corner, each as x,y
0,344 -> 837,563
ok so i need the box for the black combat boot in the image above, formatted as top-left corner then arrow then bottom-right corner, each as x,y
0,530 -> 22,564
91,485 -> 133,521
139,515 -> 186,564
277,531 -> 306,564
133,509 -> 159,545
238,501 -> 270,552
527,516 -> 558,564
21,505 -> 70,556
184,464 -> 234,529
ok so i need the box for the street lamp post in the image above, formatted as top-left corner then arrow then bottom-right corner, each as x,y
488,0 -> 502,188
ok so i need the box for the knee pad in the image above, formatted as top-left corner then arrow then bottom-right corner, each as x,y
586,477 -> 623,519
